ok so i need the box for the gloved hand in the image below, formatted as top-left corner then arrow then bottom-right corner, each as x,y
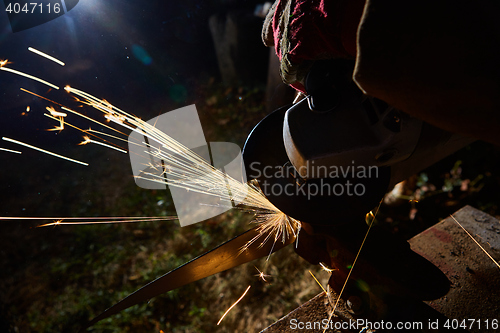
262,0 -> 365,93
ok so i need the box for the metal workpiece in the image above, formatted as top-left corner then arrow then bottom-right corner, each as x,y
413,206 -> 500,333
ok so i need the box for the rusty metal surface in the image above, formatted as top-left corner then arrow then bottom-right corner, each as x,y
410,205 -> 500,333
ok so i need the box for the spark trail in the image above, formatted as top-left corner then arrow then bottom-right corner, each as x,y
0,66 -> 59,89
1,56 -> 301,248
28,47 -> 65,66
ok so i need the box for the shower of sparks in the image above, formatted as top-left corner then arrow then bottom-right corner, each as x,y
217,285 -> 251,325
43,113 -> 114,149
450,214 -> 500,270
238,180 -> 301,253
254,266 -> 271,282
0,66 -> 59,89
79,135 -> 128,154
45,106 -> 66,131
0,148 -> 22,154
2,57 -> 300,252
28,47 -> 65,66
0,216 -> 176,227
36,216 -> 177,227
309,270 -> 327,294
2,137 -> 88,166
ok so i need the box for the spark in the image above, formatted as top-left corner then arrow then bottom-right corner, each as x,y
61,106 -> 128,136
293,92 -> 305,104
28,47 -> 65,66
0,148 -> 22,154
0,66 -> 59,89
78,136 -> 128,154
50,220 -> 62,227
43,113 -> 111,146
309,270 -> 328,294
26,106 -> 30,112
217,285 -> 251,325
254,266 -> 271,282
87,128 -> 131,144
62,86 -> 300,248
11,74 -> 299,252
21,88 -> 66,107
2,137 -> 88,166
0,216 -> 176,227
241,210 -> 301,254
46,118 -> 64,131
0,216 -> 170,221
46,106 -> 67,117
45,107 -> 65,131
450,214 -> 500,270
